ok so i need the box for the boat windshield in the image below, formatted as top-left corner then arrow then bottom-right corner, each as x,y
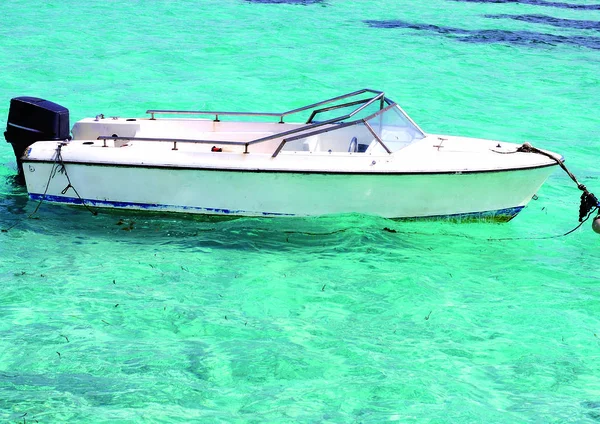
280,104 -> 425,154
363,104 -> 425,153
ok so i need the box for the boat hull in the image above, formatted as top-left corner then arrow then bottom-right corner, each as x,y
22,160 -> 556,220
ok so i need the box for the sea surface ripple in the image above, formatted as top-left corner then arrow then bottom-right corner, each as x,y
1,0 -> 599,422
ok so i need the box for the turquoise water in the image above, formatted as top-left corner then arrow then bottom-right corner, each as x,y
1,0 -> 600,422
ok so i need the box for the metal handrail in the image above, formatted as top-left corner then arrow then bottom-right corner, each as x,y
245,115 -> 349,146
102,96 -> 410,157
303,92 -> 385,125
96,135 -> 247,149
110,89 -> 409,155
241,92 -> 388,150
279,88 -> 383,120
270,101 -> 397,157
305,98 -> 373,124
280,121 -> 359,145
345,92 -> 386,120
146,110 -> 283,122
146,88 -> 386,123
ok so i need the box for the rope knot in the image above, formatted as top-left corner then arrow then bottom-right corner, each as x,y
61,184 -> 73,195
580,191 -> 600,222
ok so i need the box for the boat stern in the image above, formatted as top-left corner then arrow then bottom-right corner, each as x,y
4,97 -> 70,183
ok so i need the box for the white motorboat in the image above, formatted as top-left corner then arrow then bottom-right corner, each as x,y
3,89 -> 573,220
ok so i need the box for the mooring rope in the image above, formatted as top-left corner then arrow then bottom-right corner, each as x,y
53,143 -> 98,216
486,208 -> 598,241
517,142 -> 599,222
1,147 -> 60,232
481,142 -> 600,240
1,143 -> 97,232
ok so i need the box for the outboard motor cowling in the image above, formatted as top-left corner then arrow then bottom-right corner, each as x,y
4,97 -> 70,183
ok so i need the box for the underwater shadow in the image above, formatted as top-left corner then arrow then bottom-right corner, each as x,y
364,19 -> 600,50
448,0 -> 600,11
243,0 -> 325,4
485,14 -> 600,31
0,174 -> 30,218
1,200 -> 466,253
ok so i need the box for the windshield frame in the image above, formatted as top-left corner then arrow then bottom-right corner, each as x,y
272,102 -> 426,157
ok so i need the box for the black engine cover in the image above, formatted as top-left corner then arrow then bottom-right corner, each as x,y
4,96 -> 70,182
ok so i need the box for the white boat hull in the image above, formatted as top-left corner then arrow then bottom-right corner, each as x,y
23,160 -> 556,220
7,90 -> 564,221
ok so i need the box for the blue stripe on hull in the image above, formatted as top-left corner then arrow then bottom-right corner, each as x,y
29,193 -> 296,217
396,206 -> 524,222
29,193 -> 524,221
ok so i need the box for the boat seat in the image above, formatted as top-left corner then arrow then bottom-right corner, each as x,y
302,136 -> 319,152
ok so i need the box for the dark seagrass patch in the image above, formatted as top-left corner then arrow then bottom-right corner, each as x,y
364,19 -> 600,50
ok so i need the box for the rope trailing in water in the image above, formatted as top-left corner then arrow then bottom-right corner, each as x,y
1,143 -> 97,232
517,142 -> 599,222
2,145 -> 62,232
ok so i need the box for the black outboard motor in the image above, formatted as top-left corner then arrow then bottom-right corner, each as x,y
4,97 -> 70,184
